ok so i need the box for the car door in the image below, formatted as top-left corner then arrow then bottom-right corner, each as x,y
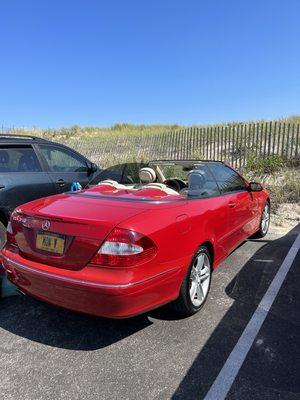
0,145 -> 56,216
186,164 -> 230,264
208,163 -> 254,252
38,144 -> 93,193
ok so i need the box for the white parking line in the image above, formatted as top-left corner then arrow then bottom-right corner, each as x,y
204,233 -> 300,400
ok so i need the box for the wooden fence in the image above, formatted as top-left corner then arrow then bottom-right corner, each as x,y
65,121 -> 300,169
3,122 -> 300,169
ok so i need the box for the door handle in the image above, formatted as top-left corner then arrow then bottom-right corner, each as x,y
228,201 -> 236,208
0,184 -> 5,189
56,179 -> 66,187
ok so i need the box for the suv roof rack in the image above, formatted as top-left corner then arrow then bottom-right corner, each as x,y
149,159 -> 224,164
0,134 -> 48,141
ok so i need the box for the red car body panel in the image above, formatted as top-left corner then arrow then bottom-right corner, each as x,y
1,181 -> 269,318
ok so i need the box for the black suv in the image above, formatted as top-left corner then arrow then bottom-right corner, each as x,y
0,135 -> 99,246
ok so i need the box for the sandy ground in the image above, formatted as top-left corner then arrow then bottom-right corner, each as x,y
270,202 -> 300,234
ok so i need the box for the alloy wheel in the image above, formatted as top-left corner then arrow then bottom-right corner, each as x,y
189,252 -> 211,307
261,203 -> 270,234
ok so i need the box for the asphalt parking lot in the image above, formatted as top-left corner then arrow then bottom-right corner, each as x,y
1,225 -> 299,400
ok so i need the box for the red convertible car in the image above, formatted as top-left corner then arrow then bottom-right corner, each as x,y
1,160 -> 270,318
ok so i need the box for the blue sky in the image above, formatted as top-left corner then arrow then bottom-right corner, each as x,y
1,0 -> 300,128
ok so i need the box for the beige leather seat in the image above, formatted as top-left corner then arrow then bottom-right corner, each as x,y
98,180 -> 127,189
138,167 -> 179,195
144,182 -> 179,195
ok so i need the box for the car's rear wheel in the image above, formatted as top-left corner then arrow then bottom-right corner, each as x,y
0,221 -> 7,249
171,245 -> 212,316
254,201 -> 270,238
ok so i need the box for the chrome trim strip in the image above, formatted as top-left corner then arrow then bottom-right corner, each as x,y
3,256 -> 179,290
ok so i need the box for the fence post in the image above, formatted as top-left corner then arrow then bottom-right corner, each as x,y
254,122 -> 259,159
286,123 -> 291,159
290,124 -> 295,159
220,125 -> 224,162
267,121 -> 272,157
295,124 -> 300,159
204,127 -> 208,160
217,126 -> 220,160
208,126 -> 212,159
277,122 -> 281,156
272,121 -> 277,155
231,125 -> 234,167
188,127 -> 192,159
281,123 -> 286,159
262,122 -> 267,159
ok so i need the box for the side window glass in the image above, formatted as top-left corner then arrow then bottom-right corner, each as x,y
0,147 -> 41,172
89,163 -> 147,185
40,145 -> 88,173
187,165 -> 220,198
89,164 -> 126,184
122,163 -> 148,183
208,164 -> 245,193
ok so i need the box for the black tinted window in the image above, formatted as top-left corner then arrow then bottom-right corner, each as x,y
0,146 -> 41,172
187,165 -> 220,198
208,164 -> 245,193
40,145 -> 88,173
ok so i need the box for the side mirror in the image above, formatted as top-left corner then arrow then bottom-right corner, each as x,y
248,182 -> 263,192
87,162 -> 98,175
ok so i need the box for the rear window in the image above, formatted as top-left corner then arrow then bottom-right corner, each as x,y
0,146 -> 41,172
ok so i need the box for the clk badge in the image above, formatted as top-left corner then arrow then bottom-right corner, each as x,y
42,220 -> 51,231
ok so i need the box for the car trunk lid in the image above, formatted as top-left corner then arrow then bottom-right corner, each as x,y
12,194 -> 148,270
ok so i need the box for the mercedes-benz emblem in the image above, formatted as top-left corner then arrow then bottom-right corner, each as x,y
42,220 -> 51,231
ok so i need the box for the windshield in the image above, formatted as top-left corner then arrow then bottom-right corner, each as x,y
150,162 -> 195,181
87,162 -> 148,187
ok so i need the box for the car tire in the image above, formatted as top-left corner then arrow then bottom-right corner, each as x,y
0,221 -> 7,249
253,201 -> 270,238
171,245 -> 212,316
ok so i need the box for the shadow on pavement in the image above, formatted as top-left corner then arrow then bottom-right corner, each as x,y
172,224 -> 300,399
0,295 -> 152,350
0,225 -> 298,369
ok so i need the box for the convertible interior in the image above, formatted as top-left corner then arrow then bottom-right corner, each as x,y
95,161 -> 220,199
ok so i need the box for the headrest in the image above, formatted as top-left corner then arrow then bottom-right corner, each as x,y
0,150 -> 9,164
188,170 -> 206,190
139,167 -> 156,183
98,180 -> 120,187
18,154 -> 39,172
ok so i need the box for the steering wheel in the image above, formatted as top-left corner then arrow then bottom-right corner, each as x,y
163,178 -> 187,192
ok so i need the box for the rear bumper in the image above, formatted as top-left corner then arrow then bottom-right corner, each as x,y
1,250 -> 182,318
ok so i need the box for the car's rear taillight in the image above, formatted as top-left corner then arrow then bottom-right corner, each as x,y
6,221 -> 17,247
91,228 -> 157,267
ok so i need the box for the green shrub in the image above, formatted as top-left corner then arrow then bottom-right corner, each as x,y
268,179 -> 300,210
245,153 -> 285,174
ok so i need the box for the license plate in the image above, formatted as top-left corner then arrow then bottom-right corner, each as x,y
36,232 -> 65,255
